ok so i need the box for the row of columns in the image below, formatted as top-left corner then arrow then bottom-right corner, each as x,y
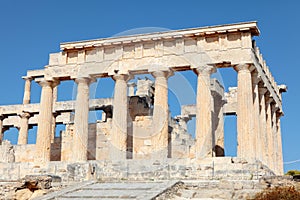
1,64 -> 284,175
234,64 -> 284,175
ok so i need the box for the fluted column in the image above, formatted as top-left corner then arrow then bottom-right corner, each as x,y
23,77 -> 32,104
265,97 -> 274,171
34,80 -> 59,163
73,77 -> 92,161
18,112 -> 31,144
111,74 -> 131,160
51,85 -> 58,143
151,70 -> 173,158
234,64 -> 254,158
127,82 -> 136,96
276,113 -> 284,175
271,104 -> 279,174
0,115 -> 4,145
195,65 -> 216,158
258,87 -> 268,165
251,72 -> 261,160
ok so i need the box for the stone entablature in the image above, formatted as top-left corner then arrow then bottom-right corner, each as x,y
0,22 -> 286,177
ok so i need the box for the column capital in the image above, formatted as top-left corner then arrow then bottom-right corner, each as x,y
127,82 -> 136,87
38,79 -> 60,88
271,103 -> 280,112
19,112 -> 31,119
251,71 -> 261,85
112,74 -> 133,82
151,70 -> 174,79
0,115 -> 5,121
234,63 -> 253,72
258,87 -> 268,95
22,76 -> 33,81
75,77 -> 95,85
265,96 -> 274,104
194,65 -> 216,76
175,115 -> 191,122
276,111 -> 284,118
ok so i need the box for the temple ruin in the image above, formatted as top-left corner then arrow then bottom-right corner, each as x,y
0,21 -> 286,182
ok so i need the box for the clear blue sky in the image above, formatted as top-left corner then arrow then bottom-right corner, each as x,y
0,1 -> 299,172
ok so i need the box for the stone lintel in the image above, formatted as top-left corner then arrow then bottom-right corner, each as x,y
60,21 -> 259,50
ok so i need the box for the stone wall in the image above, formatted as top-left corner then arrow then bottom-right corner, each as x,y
0,157 -> 274,183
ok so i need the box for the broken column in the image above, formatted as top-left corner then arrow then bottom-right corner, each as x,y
18,112 -> 31,145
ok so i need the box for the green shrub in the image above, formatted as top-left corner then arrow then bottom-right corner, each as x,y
286,170 -> 300,176
251,186 -> 300,200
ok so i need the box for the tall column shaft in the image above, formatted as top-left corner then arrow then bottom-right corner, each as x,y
234,64 -> 254,158
276,115 -> 284,175
195,66 -> 216,158
111,74 -> 131,160
252,72 -> 261,160
265,98 -> 274,171
34,80 -> 58,163
18,112 -> 31,144
73,77 -> 92,161
152,71 -> 172,157
271,104 -> 279,174
0,116 -> 4,145
23,77 -> 32,104
258,88 -> 268,165
51,86 -> 58,143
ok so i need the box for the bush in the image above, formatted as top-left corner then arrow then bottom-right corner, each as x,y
251,186 -> 300,200
286,170 -> 300,176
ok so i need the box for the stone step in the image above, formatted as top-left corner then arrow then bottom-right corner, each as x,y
35,180 -> 181,200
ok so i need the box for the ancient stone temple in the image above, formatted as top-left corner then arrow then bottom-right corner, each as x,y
0,21 -> 286,183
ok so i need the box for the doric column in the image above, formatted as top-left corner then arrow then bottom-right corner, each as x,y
51,85 -> 58,143
258,87 -> 268,165
73,77 -> 93,161
127,82 -> 136,96
0,115 -> 4,145
34,79 -> 59,164
265,97 -> 274,171
276,112 -> 284,175
18,112 -> 31,144
23,77 -> 32,104
251,71 -> 261,160
151,70 -> 173,158
195,65 -> 216,158
271,104 -> 279,174
234,64 -> 254,158
110,74 -> 132,160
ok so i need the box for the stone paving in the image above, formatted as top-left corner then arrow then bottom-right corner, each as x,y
35,180 -> 180,200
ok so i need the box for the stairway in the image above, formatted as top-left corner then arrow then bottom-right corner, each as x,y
34,180 -> 181,200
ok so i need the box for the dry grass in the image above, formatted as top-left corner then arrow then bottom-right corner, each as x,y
251,186 -> 300,200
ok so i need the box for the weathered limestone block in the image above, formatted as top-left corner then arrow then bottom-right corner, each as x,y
0,140 -> 15,163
